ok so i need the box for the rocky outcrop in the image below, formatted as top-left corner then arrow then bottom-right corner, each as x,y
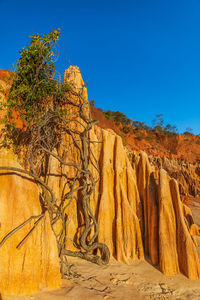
59,67 -> 200,279
170,178 -> 200,279
135,153 -> 200,279
47,68 -> 145,262
147,155 -> 200,209
47,66 -> 200,279
0,66 -> 199,300
91,105 -> 200,164
91,127 -> 200,279
94,128 -> 144,263
158,169 -> 180,275
136,152 -> 159,265
0,151 -> 61,296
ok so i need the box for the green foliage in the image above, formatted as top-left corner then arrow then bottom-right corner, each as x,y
184,127 -> 193,135
122,125 -> 131,134
122,139 -> 128,146
101,108 -> 179,136
89,99 -> 95,106
3,29 -> 70,129
102,109 -> 151,130
131,120 -> 151,130
164,124 -> 178,136
103,110 -> 131,125
136,135 -> 143,141
146,135 -> 153,142
1,139 -> 7,147
152,114 -> 178,136
152,114 -> 164,131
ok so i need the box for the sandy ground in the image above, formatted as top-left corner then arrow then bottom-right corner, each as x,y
5,257 -> 200,300
5,199 -> 200,300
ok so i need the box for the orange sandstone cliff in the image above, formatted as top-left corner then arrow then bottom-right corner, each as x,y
0,151 -> 61,296
0,67 -> 200,297
47,67 -> 200,279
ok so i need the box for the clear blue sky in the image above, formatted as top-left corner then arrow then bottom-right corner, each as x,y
0,0 -> 200,134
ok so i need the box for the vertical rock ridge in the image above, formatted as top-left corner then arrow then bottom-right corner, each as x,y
135,152 -> 200,279
158,169 -> 180,275
0,151 -> 61,296
170,178 -> 200,279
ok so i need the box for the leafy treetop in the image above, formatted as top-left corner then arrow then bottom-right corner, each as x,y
3,28 -> 68,128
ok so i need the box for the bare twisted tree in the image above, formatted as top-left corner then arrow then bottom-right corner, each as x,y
0,29 -> 110,278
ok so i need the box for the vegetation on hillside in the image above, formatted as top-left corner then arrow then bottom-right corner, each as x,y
90,101 -> 180,136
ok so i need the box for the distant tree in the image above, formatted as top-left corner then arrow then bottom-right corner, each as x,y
152,115 -> 178,135
165,124 -> 172,132
152,114 -> 164,131
131,120 -> 150,130
185,127 -> 193,134
171,125 -> 178,134
89,99 -> 95,106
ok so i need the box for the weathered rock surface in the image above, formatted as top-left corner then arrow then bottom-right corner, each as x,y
135,153 -> 200,279
58,67 -> 200,279
149,155 -> 200,201
47,67 -> 144,262
94,129 -> 144,263
50,67 -> 200,280
0,66 -> 199,300
170,178 -> 200,279
136,152 -> 159,265
0,151 -> 61,296
158,169 -> 180,275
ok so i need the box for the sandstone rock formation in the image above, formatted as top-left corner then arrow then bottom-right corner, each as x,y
170,178 -> 200,279
135,153 -> 200,279
60,67 -> 200,279
46,66 -> 200,279
149,155 -> 200,201
0,150 -> 61,296
47,67 -> 145,263
158,169 -> 180,275
0,66 -> 200,300
94,129 -> 144,263
136,152 -> 159,265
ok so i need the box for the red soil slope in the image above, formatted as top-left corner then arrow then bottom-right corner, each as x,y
91,106 -> 200,164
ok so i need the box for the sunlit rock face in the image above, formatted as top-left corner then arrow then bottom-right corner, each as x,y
0,66 -> 199,299
47,67 -> 144,262
135,152 -> 200,279
0,151 -> 61,296
91,128 -> 144,263
54,66 -> 200,279
170,177 -> 200,279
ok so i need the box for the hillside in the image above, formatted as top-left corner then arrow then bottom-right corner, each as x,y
91,105 -> 200,164
91,105 -> 200,206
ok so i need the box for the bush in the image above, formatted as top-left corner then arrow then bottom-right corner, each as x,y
3,29 -> 69,128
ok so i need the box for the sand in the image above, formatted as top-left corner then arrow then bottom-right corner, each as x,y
4,256 -> 200,300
